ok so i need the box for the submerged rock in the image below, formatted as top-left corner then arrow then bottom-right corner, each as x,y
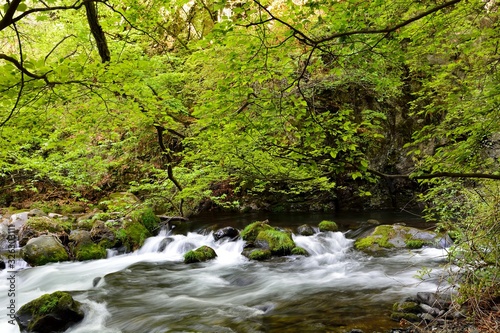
15,291 -> 84,333
21,235 -> 70,266
184,245 -> 217,263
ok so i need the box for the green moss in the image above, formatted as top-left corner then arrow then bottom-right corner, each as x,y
248,249 -> 272,261
318,220 -> 338,232
240,221 -> 274,242
184,245 -> 217,263
291,247 -> 309,256
119,219 -> 151,252
255,229 -> 295,255
130,207 -> 160,233
394,301 -> 420,313
25,216 -> 68,233
17,291 -> 84,331
405,239 -> 426,249
75,243 -> 106,261
354,225 -> 396,251
92,212 -> 112,222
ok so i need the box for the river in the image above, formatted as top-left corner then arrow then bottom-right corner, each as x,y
1,211 -> 451,333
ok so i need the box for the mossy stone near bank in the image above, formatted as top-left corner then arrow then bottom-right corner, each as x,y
15,291 -> 84,333
184,245 -> 217,263
21,235 -> 70,266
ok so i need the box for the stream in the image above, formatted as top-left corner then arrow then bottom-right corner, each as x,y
1,211 -> 451,333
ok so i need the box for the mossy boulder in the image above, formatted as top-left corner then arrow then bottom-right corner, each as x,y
247,249 -> 272,261
15,291 -> 84,333
184,245 -> 217,263
98,192 -> 140,212
69,230 -> 106,261
129,207 -> 160,234
318,220 -> 338,232
254,229 -> 295,256
18,216 -> 70,246
354,225 -> 438,251
291,246 -> 309,256
118,218 -> 151,252
21,235 -> 70,266
240,220 -> 273,243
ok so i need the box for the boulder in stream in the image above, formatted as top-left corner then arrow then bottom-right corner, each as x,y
213,226 -> 239,241
18,216 -> 70,246
15,291 -> 84,333
354,224 -> 445,251
240,220 -> 273,243
184,245 -> 217,263
20,235 -> 70,266
296,224 -> 315,236
318,220 -> 338,232
254,229 -> 295,256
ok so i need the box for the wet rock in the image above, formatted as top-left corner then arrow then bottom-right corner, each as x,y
157,237 -> 174,252
297,224 -> 315,236
90,220 -> 116,245
93,277 -> 102,287
68,230 -> 106,261
419,312 -> 435,321
184,245 -> 217,263
21,235 -> 70,266
15,291 -> 84,333
419,303 -> 441,316
213,226 -> 239,241
318,220 -> 338,232
291,246 -> 309,256
0,260 -> 5,270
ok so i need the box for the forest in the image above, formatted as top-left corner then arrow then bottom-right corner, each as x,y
1,0 -> 499,331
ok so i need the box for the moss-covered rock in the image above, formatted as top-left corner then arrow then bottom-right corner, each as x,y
21,235 -> 70,266
18,216 -> 70,246
291,246 -> 309,256
254,229 -> 295,256
130,207 -> 160,234
393,301 -> 420,313
118,218 -> 151,251
318,220 -> 338,232
15,291 -> 84,333
247,249 -> 272,261
354,225 -> 438,251
240,220 -> 273,243
184,245 -> 217,263
74,243 -> 106,261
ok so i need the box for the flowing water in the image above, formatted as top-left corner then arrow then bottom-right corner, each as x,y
0,211 -> 451,333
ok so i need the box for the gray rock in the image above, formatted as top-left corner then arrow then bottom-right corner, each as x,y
213,226 -> 239,241
297,224 -> 315,236
9,211 -> 29,230
28,209 -> 47,217
420,312 -> 435,321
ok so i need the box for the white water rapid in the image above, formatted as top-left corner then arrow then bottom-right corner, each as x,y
1,230 -> 450,333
